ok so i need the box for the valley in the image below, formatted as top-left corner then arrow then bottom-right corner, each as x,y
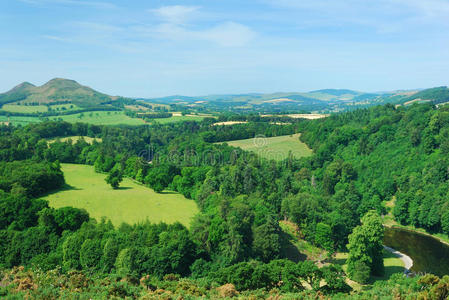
0,82 -> 449,299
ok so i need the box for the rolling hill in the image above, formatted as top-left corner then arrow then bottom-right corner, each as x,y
144,89 -> 380,113
0,78 -> 117,108
401,86 -> 449,106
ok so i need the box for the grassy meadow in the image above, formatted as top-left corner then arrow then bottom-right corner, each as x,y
0,115 -> 41,126
148,115 -> 207,124
50,111 -> 145,126
1,104 -> 48,113
1,103 -> 79,114
48,103 -> 79,111
42,164 -> 198,227
223,133 -> 312,160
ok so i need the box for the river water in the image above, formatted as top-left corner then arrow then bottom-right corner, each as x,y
383,227 -> 449,277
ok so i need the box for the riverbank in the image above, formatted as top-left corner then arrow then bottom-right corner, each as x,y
383,226 -> 449,276
383,245 -> 413,270
383,197 -> 449,247
385,224 -> 449,248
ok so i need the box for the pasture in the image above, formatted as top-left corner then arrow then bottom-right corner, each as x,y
42,164 -> 198,227
148,115 -> 207,124
1,103 -> 80,114
50,111 -> 146,126
1,104 -> 48,113
223,133 -> 312,160
0,115 -> 41,126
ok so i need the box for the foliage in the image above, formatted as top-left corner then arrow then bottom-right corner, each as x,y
2,103 -> 449,298
105,166 -> 123,189
347,211 -> 384,282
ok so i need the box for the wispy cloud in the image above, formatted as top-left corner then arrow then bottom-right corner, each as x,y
265,0 -> 449,33
42,34 -> 73,42
150,5 -> 200,24
393,0 -> 449,23
195,22 -> 256,47
146,21 -> 255,47
147,5 -> 256,47
40,5 -> 255,48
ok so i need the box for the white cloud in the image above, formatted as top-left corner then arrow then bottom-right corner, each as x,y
200,22 -> 256,47
142,22 -> 255,47
150,5 -> 200,24
145,5 -> 256,47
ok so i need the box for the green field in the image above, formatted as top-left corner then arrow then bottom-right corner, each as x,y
42,164 -> 198,227
223,133 -> 312,160
0,115 -> 41,126
149,115 -> 206,124
48,103 -> 79,111
0,111 -> 145,126
1,104 -> 48,113
1,103 -> 79,114
50,111 -> 145,126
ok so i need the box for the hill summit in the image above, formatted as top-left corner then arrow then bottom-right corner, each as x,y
0,78 -> 115,107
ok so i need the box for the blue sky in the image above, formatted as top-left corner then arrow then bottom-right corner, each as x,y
1,0 -> 448,97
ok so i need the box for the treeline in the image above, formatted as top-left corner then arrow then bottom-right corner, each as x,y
124,111 -> 173,120
0,160 -> 64,197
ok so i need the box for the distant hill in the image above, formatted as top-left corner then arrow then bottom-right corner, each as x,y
0,78 -> 116,108
145,89 -> 377,113
309,89 -> 360,96
401,86 -> 449,105
147,89 -> 365,104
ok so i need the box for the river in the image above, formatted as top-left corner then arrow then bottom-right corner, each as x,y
383,227 -> 449,277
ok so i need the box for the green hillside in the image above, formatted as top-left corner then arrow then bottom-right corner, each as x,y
0,78 -> 116,108
403,86 -> 449,105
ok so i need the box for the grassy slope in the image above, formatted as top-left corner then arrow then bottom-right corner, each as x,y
0,115 -> 41,126
50,111 -> 145,126
42,164 -> 198,227
224,133 -> 313,160
148,115 -> 206,124
1,104 -> 48,113
1,103 -> 80,114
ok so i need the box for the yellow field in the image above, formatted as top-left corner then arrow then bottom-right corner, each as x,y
223,133 -> 312,160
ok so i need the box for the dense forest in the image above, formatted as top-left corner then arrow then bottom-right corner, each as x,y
1,103 -> 449,298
